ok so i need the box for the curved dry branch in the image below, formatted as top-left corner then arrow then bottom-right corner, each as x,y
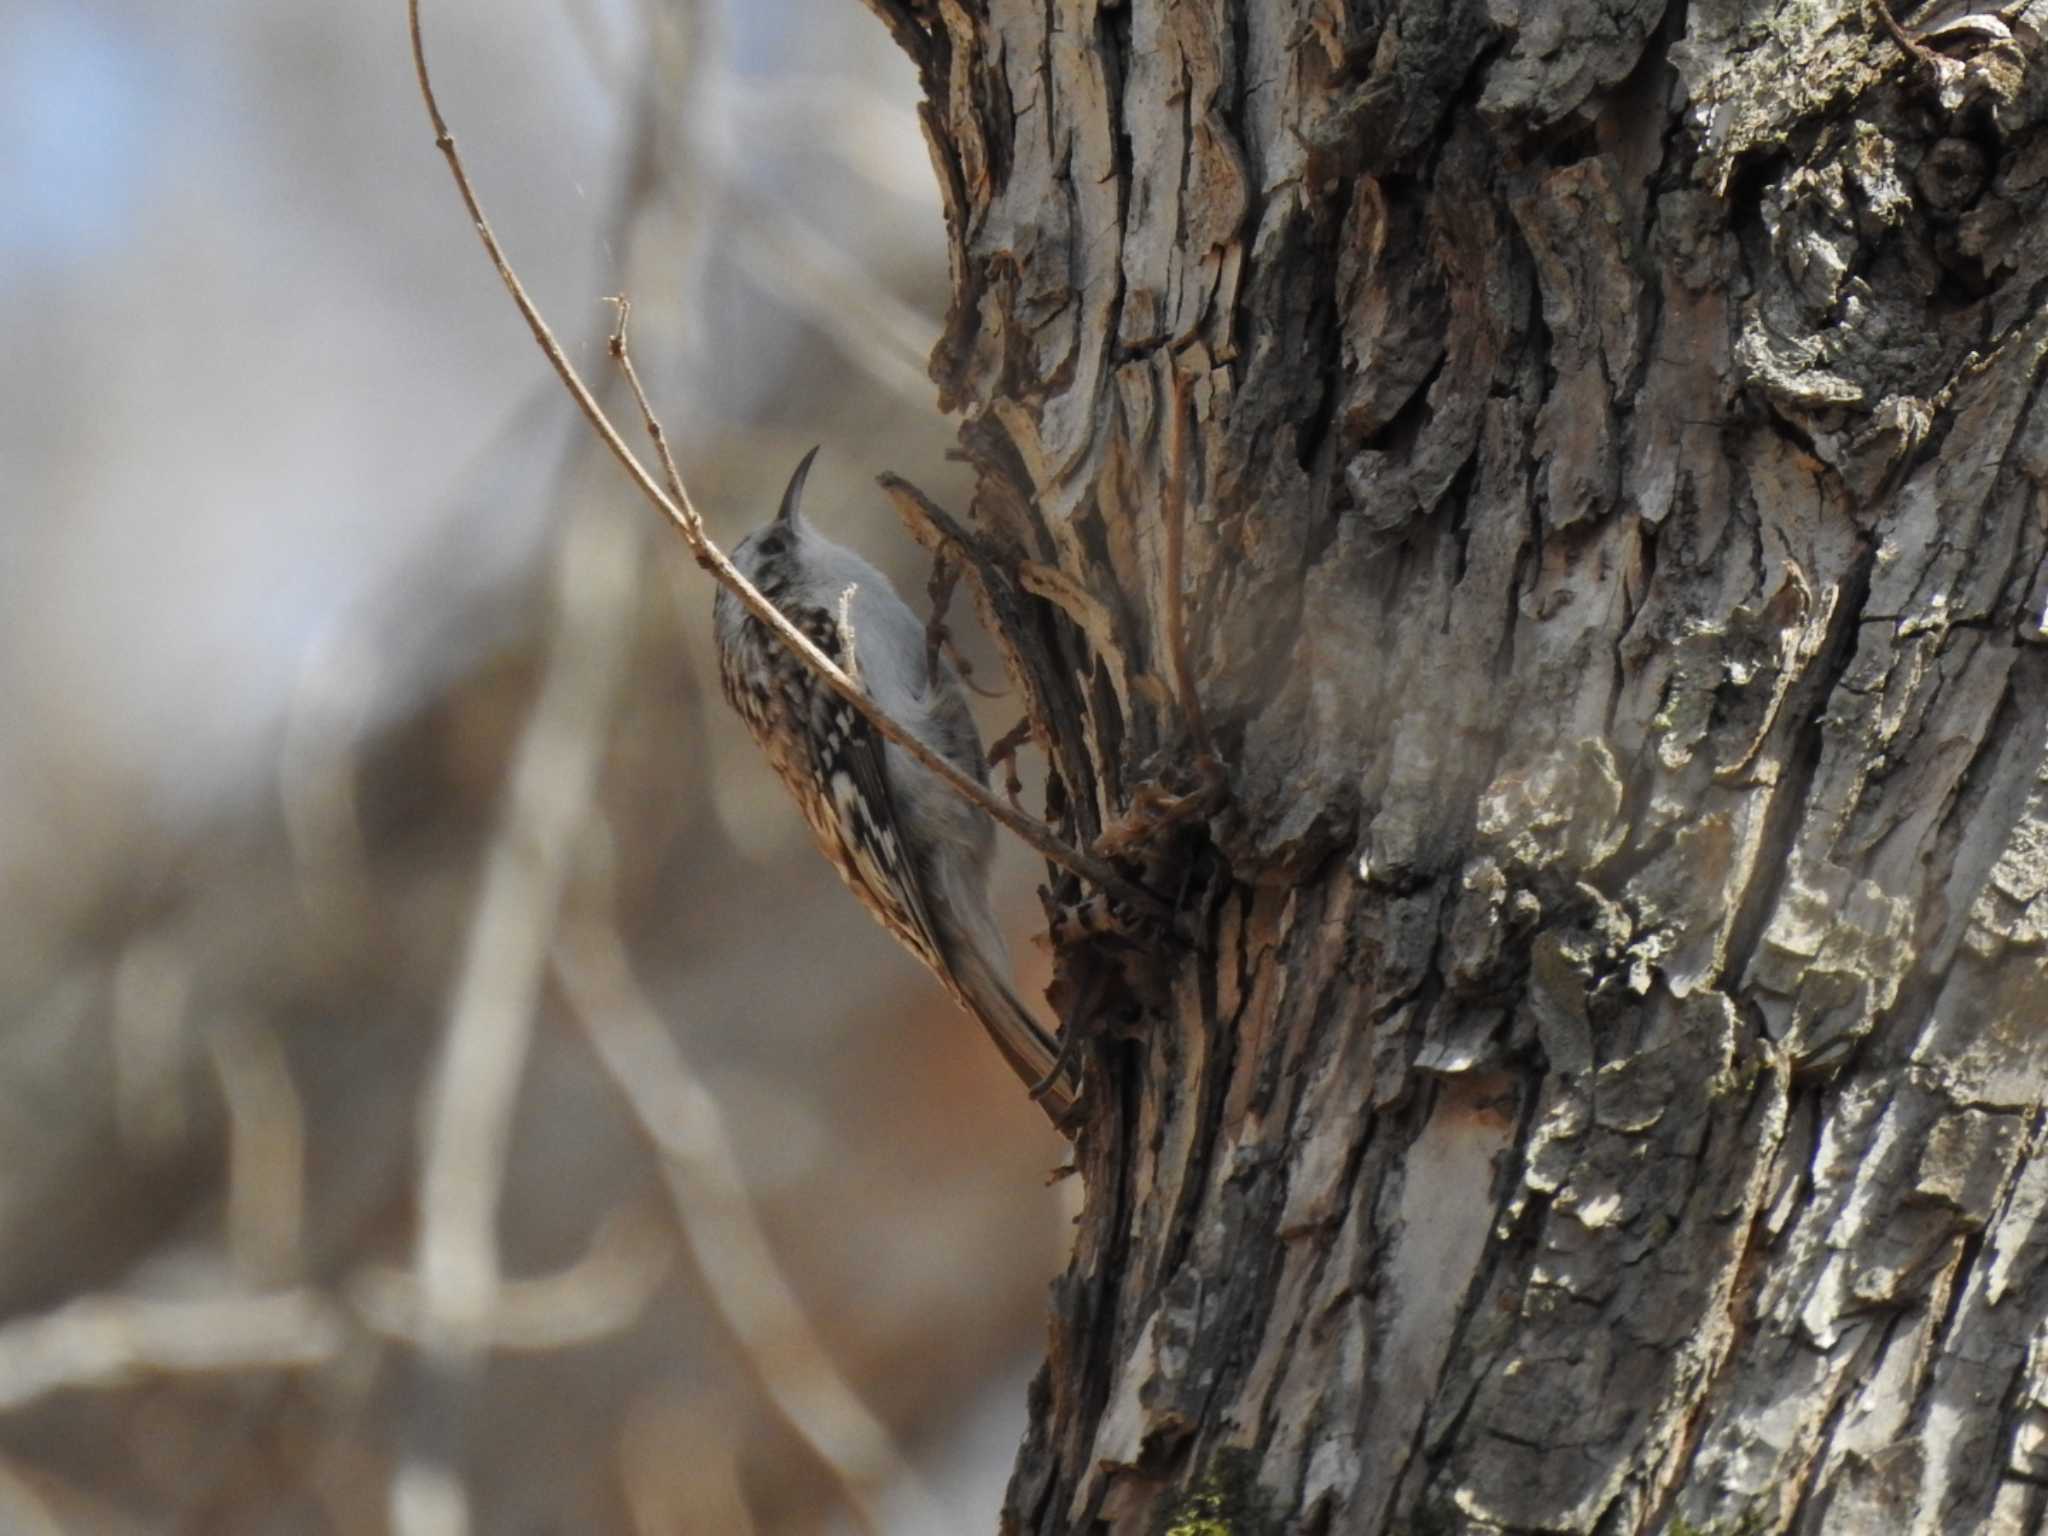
554,828 -> 950,1536
0,1291 -> 348,1413
407,0 -> 1166,922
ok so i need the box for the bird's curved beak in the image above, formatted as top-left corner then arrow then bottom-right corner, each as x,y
778,445 -> 821,525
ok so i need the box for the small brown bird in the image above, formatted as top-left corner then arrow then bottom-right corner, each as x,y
712,450 -> 1075,1123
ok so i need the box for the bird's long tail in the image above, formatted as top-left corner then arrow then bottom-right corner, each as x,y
947,942 -> 1078,1128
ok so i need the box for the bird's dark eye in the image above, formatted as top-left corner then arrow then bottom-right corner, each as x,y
754,532 -> 786,560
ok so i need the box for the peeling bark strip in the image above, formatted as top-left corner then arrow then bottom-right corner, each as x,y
862,0 -> 2048,1530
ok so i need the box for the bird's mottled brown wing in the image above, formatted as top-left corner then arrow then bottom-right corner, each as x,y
724,603 -> 953,982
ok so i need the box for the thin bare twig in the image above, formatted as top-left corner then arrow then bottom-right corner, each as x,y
1870,0 -> 1941,75
602,295 -> 689,509
918,556 -> 1003,698
400,472 -> 641,1536
988,716 -> 1031,810
0,1291 -> 348,1413
555,828 -> 948,1536
354,1204 -> 674,1353
401,20 -> 668,1532
409,1 -> 1164,921
109,937 -> 193,1156
408,497 -> 640,1341
207,1013 -> 307,1288
950,642 -> 1005,697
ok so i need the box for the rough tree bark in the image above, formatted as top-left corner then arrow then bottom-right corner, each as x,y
860,1 -> 2048,1531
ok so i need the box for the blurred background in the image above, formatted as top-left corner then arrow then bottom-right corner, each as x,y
0,0 -> 1077,1530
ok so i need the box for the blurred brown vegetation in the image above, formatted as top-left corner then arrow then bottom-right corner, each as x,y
0,0 -> 1072,1529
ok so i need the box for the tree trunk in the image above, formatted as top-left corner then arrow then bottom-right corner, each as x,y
864,1 -> 2048,1530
